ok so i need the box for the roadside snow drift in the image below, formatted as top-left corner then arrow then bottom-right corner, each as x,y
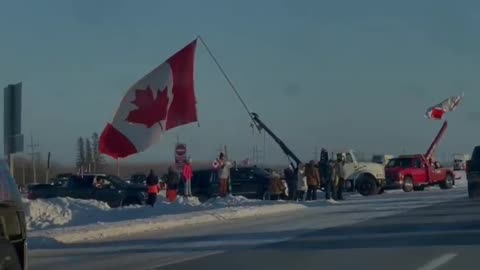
26,195 -> 307,244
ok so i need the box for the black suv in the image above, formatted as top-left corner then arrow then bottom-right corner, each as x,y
467,146 -> 480,198
0,160 -> 27,270
190,166 -> 271,201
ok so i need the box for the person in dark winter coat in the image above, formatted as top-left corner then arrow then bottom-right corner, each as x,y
164,166 -> 180,202
284,165 -> 297,200
146,169 -> 160,207
305,160 -> 321,201
318,149 -> 334,200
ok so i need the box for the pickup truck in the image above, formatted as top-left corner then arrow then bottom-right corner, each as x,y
385,155 -> 455,192
28,174 -> 148,207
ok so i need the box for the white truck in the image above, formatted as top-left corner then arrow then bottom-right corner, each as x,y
453,153 -> 470,171
335,150 -> 386,196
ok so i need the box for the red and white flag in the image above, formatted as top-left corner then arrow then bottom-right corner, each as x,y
99,40 -> 198,159
425,93 -> 463,120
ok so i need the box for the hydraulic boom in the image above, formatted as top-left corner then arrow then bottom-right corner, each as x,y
251,113 -> 302,171
425,120 -> 448,161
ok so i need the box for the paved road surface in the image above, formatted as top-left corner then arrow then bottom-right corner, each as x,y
29,183 -> 478,270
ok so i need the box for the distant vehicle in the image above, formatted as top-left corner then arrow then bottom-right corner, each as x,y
385,155 -> 455,192
0,160 -> 27,270
371,154 -> 395,165
466,146 -> 480,198
130,173 -> 147,185
27,174 -> 148,207
190,166 -> 271,201
453,154 -> 470,171
333,150 -> 386,196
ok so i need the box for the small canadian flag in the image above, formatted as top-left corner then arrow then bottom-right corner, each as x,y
425,94 -> 463,120
99,40 -> 198,159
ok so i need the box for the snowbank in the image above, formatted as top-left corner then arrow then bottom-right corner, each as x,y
28,197 -> 306,244
24,194 -> 307,244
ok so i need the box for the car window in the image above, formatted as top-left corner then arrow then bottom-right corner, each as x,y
415,159 -> 422,168
70,175 -> 94,188
345,153 -> 354,163
0,161 -> 22,207
0,206 -> 22,241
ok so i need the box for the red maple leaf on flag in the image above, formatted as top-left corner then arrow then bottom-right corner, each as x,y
126,85 -> 169,128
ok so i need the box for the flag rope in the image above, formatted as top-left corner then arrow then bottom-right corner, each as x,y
197,36 -> 255,123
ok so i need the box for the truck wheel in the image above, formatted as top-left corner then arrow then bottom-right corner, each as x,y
468,183 -> 480,199
403,177 -> 413,192
413,185 -> 425,191
356,175 -> 378,196
440,174 -> 454,190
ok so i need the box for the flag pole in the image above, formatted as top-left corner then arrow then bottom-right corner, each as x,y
197,36 -> 255,123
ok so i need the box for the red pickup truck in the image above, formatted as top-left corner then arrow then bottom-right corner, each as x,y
384,154 -> 455,192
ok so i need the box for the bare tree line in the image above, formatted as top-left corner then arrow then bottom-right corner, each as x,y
76,132 -> 106,173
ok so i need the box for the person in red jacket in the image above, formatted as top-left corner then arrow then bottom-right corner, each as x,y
146,169 -> 160,207
183,159 -> 194,197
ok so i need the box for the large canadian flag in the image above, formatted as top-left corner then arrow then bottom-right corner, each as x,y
99,40 -> 198,159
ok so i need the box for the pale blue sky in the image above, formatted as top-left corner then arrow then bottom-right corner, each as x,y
1,0 -> 480,165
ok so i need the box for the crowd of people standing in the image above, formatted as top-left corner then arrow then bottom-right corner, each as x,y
283,148 -> 346,202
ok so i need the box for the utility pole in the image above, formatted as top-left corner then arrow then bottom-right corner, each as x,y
27,135 -> 39,184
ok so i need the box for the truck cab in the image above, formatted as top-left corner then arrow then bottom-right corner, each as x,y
333,150 -> 386,196
0,160 -> 27,270
385,155 -> 454,192
453,154 -> 470,171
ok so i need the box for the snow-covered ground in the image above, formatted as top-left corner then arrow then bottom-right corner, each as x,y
26,170 -> 468,246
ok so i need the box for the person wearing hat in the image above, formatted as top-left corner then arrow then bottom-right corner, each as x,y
319,149 -> 334,200
305,160 -> 321,201
332,155 -> 346,200
217,152 -> 232,197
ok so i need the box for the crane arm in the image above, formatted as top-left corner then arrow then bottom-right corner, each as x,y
425,120 -> 448,161
250,113 -> 302,171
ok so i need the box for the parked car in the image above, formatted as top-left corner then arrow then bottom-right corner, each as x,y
28,174 -> 148,207
466,146 -> 480,198
130,173 -> 147,185
385,155 -> 455,192
190,166 -> 271,201
0,160 -> 27,270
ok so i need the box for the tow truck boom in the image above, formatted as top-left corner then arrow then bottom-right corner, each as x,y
424,120 -> 448,161
251,113 -> 302,171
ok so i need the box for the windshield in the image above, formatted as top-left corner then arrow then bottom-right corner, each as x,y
386,158 -> 413,168
372,155 -> 384,164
